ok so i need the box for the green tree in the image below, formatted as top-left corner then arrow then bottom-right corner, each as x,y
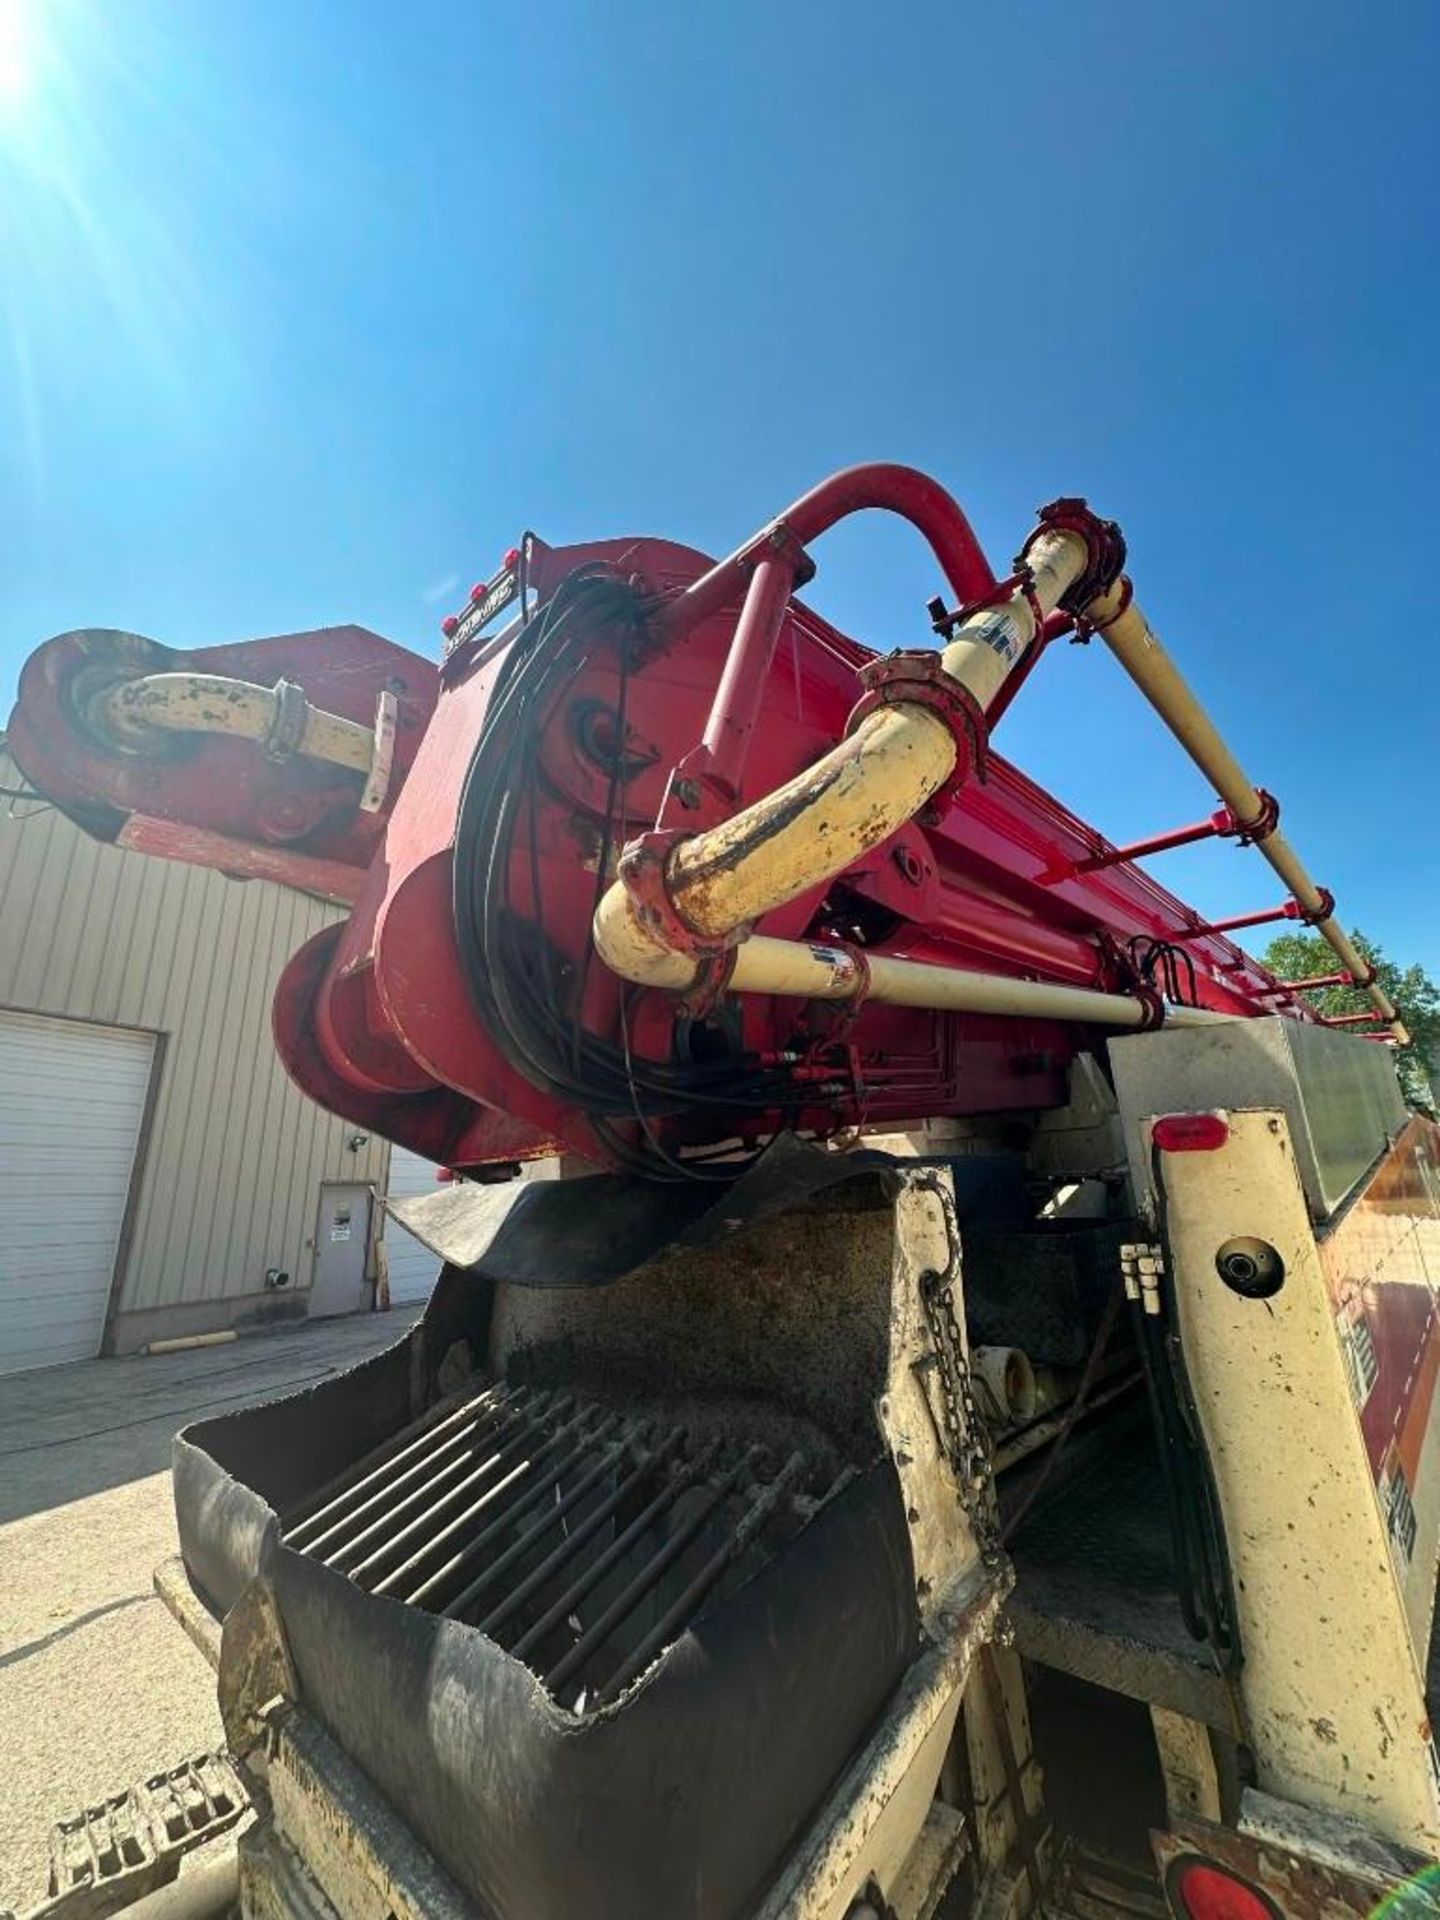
1260,929 -> 1440,1111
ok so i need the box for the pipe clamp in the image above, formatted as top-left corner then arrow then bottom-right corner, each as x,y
617,831 -> 752,962
1232,788 -> 1280,846
264,679 -> 309,761
1022,499 -> 1127,613
845,652 -> 989,795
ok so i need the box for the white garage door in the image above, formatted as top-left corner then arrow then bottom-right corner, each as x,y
0,1009 -> 154,1375
384,1145 -> 443,1306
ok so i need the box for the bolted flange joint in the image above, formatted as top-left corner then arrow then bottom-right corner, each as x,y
844,651 -> 989,797
1232,787 -> 1280,846
1130,983 -> 1167,1032
616,830 -> 752,963
1020,498 -> 1127,616
1297,885 -> 1336,926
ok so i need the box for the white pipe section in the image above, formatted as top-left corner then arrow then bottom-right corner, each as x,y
726,936 -> 1224,1029
593,530 -> 1087,987
1083,581 -> 1409,1046
972,1346 -> 1038,1425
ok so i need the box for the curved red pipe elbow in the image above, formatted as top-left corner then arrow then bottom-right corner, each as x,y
657,462 -> 996,643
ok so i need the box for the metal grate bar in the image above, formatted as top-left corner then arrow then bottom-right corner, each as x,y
316,1390 -> 554,1571
284,1383 -> 833,1714
345,1395 -> 575,1585
371,1406 -> 618,1599
456,1428 -> 689,1631
283,1384 -> 512,1542
594,1451 -> 808,1705
543,1446 -> 761,1695
411,1419 -> 640,1611
290,1384 -> 526,1558
502,1436 -> 722,1657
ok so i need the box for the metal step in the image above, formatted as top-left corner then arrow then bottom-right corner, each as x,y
14,1751 -> 248,1920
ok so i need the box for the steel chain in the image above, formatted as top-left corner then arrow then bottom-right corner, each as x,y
912,1173 -> 1005,1571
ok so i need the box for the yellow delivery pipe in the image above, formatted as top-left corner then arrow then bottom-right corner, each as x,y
99,672 -> 375,776
593,528 -> 1088,988
1083,581 -> 1409,1046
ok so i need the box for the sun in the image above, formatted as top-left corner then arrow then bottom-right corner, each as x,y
0,0 -> 34,108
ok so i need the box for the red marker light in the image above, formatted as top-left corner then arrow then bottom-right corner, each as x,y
503,546 -> 521,570
436,1166 -> 455,1183
1152,1113 -> 1230,1153
1167,1858 -> 1280,1920
470,582 -> 487,603
440,614 -> 460,638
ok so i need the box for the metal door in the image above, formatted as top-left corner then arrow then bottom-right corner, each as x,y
382,1146 -> 444,1305
0,1008 -> 155,1373
310,1183 -> 373,1319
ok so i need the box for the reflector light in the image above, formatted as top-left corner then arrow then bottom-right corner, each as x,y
1167,1857 -> 1281,1920
1152,1112 -> 1230,1152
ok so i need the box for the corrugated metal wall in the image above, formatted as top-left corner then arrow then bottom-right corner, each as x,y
0,750 -> 390,1324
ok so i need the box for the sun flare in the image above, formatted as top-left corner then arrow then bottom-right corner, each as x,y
0,0 -> 33,108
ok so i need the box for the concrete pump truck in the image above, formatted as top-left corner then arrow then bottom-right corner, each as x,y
7,464 -> 1440,1920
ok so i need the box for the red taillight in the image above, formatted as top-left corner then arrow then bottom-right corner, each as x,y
1167,1857 -> 1281,1920
1152,1112 -> 1230,1153
436,1166 -> 455,1183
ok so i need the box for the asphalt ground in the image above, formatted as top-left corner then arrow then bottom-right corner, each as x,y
0,1308 -> 418,1911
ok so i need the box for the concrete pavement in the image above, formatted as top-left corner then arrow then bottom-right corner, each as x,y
0,1307 -> 420,1911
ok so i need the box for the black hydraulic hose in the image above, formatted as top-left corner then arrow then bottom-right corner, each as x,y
1130,1149 -> 1240,1665
1130,1287 -> 1209,1643
450,566 -> 805,1179
1150,1143 -> 1242,1668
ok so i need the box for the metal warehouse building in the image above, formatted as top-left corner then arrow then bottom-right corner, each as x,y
0,747 -> 440,1376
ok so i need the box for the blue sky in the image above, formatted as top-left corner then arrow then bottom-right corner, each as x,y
2,0 -> 1436,974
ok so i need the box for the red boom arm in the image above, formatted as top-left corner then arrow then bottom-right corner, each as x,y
7,467 -> 1336,1178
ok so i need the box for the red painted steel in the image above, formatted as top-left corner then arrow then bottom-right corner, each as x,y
1066,808 -> 1236,877
7,623 -> 437,880
1175,902 -> 1305,939
655,462 -> 996,644
700,551 -> 801,797
1261,972 -> 1353,995
6,470 -> 1325,1175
